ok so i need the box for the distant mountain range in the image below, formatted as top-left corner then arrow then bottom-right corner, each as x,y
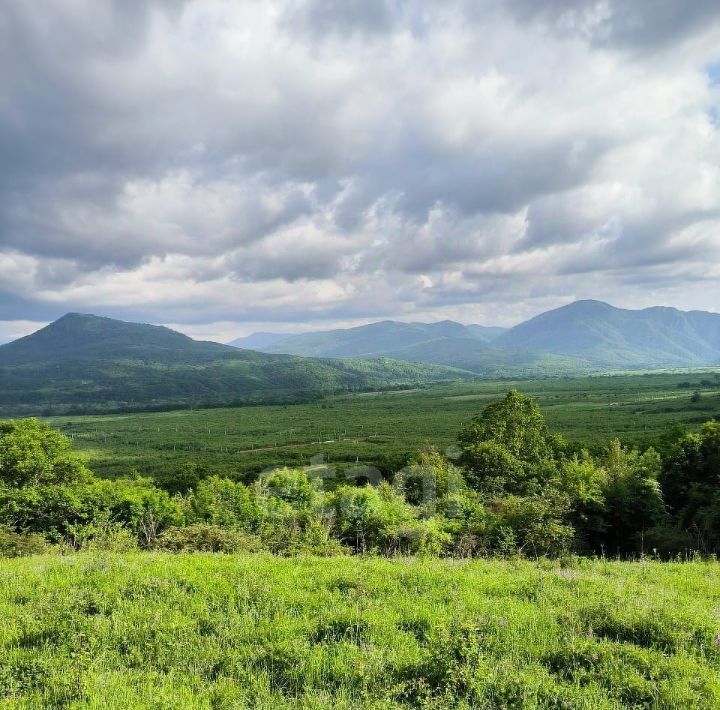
233,300 -> 720,372
255,320 -> 506,358
0,314 -> 475,416
248,319 -> 582,376
228,332 -> 297,350
496,300 -> 720,369
3,300 -> 719,416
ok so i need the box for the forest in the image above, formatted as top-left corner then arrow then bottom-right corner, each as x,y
3,389 -> 720,559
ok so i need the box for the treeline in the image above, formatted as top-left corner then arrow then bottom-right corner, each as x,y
1,391 -> 719,558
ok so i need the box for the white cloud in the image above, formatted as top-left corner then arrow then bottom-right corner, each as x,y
1,0 -> 720,338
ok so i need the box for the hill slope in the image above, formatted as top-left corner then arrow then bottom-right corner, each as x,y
0,314 -> 475,415
380,337 -> 590,376
497,300 -> 720,368
260,320 -> 474,358
227,332 -> 296,350
258,319 -> 582,375
2,554 -> 718,708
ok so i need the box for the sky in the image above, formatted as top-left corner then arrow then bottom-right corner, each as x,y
1,0 -> 720,344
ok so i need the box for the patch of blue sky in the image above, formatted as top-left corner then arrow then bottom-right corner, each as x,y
705,61 -> 720,86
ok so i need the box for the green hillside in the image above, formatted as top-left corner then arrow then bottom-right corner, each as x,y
0,315 -> 475,416
261,320 -> 476,358
381,336 -> 590,375
498,300 -> 720,368
2,553 -> 719,708
259,319 -> 581,375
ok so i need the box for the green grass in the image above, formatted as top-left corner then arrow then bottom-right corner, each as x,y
47,371 -> 720,480
1,553 -> 719,708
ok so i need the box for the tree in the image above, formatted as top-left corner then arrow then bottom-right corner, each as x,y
458,391 -> 559,495
559,454 -> 607,552
0,419 -> 92,488
327,482 -> 414,553
0,419 -> 182,544
187,476 -> 259,531
394,446 -> 465,508
661,422 -> 720,552
459,391 -> 554,465
156,461 -> 208,495
601,440 -> 666,554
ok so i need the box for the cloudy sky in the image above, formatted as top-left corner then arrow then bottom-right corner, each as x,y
2,0 -> 720,343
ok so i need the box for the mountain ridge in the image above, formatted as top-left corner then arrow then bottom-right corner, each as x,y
258,319 -> 508,359
0,314 -> 476,416
497,300 -> 720,368
238,301 -> 720,372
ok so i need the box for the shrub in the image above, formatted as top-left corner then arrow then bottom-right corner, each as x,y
328,482 -> 415,553
0,526 -> 51,558
260,518 -> 347,557
157,524 -> 262,553
65,513 -> 138,552
186,476 -> 259,531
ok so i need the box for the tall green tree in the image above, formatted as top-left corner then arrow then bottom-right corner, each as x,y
458,391 -> 560,495
0,419 -> 91,488
661,422 -> 720,552
601,440 -> 666,554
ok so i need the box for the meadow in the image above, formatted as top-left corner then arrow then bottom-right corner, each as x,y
49,371 -> 720,480
1,552 -> 719,708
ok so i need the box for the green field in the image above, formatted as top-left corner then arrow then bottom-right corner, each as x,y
1,553 -> 719,708
48,371 -> 720,480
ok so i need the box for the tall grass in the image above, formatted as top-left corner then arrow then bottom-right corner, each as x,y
0,553 -> 718,707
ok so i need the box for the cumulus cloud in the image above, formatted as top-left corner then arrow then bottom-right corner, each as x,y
1,0 -> 720,337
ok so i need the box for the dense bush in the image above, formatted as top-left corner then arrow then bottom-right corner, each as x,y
3,390 -> 720,558
0,526 -> 51,557
157,524 -> 262,553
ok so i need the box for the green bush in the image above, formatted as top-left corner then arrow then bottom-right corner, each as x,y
260,518 -> 347,557
65,513 -> 138,552
0,526 -> 51,558
186,476 -> 259,531
157,524 -> 262,553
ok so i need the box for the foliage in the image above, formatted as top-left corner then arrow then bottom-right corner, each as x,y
600,441 -> 667,554
186,476 -> 259,531
0,526 -> 50,558
459,390 -> 555,465
65,512 -> 139,553
0,418 -> 92,488
157,524 -> 262,553
2,381 -> 720,558
661,422 -> 720,553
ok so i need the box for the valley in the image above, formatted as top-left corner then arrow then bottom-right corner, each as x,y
50,370 -> 720,480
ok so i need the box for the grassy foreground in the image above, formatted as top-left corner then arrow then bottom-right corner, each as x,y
1,554 -> 719,708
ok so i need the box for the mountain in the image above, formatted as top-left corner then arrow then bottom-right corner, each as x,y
465,325 -> 508,342
0,313 -> 230,366
0,314 -> 475,416
227,332 -> 296,350
379,337 -> 588,376
251,303 -> 720,373
261,320 -> 506,358
255,319 -> 579,375
497,300 -> 720,368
